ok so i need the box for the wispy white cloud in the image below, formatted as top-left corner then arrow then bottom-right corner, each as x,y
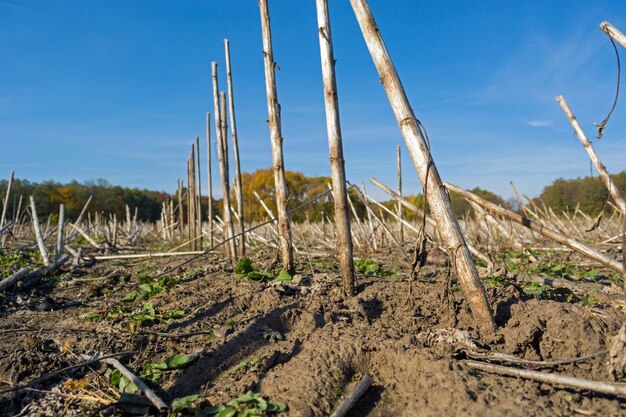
526,119 -> 553,127
478,21 -> 606,106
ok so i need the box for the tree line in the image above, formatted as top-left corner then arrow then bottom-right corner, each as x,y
1,170 -> 623,225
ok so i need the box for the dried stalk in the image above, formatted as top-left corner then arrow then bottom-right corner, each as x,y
195,136 -> 203,250
206,113 -> 214,247
259,0 -> 294,273
94,251 -> 205,261
316,0 -> 355,296
225,39 -> 246,256
55,204 -> 64,261
369,178 -> 492,268
600,21 -> 626,49
69,223 -> 100,249
89,355 -> 167,411
445,182 -> 623,274
465,360 -> 626,397
0,171 -> 14,240
349,0 -> 494,331
30,196 -> 50,266
556,96 -> 625,215
21,254 -> 70,289
0,267 -> 31,292
396,145 -> 405,242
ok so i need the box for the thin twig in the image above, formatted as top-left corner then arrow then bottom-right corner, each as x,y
465,360 -> 626,397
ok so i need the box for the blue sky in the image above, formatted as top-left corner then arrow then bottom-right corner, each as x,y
1,0 -> 625,200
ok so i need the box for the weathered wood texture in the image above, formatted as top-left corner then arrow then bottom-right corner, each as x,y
556,96 -> 626,215
348,0 -> 494,331
206,112 -> 214,247
219,90 -> 238,260
600,21 -> 626,49
56,204 -> 64,261
259,0 -> 294,273
195,136 -> 203,250
30,196 -> 50,266
315,0 -> 356,296
225,39 -> 246,256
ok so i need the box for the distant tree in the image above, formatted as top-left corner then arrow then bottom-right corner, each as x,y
538,171 -> 625,215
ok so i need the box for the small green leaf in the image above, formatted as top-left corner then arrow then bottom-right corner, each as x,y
216,406 -> 237,417
235,258 -> 254,275
165,354 -> 194,369
110,369 -> 122,386
267,401 -> 286,412
273,270 -> 292,282
123,291 -> 138,302
79,312 -> 102,322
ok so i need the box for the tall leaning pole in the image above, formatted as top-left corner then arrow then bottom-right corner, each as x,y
315,0 -> 356,296
259,0 -> 294,274
349,0 -> 495,331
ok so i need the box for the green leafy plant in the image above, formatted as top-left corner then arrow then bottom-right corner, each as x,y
109,354 -> 193,398
0,251 -> 38,278
123,275 -> 180,302
234,357 -> 263,373
259,326 -> 283,343
520,281 -> 575,301
234,258 -> 291,282
109,369 -> 139,394
354,259 -> 397,278
170,394 -> 200,416
129,301 -> 184,329
140,353 -> 194,382
82,302 -> 184,330
482,275 -> 510,288
204,391 -> 286,417
79,311 -> 104,322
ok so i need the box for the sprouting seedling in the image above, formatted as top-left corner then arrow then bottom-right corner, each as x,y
203,391 -> 286,416
234,257 -> 292,282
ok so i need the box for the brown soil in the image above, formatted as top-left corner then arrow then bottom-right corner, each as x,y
0,248 -> 624,416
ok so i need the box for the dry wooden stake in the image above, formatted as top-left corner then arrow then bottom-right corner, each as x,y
600,21 -> 626,49
349,0 -> 494,331
361,181 -> 378,250
177,178 -> 184,239
225,38 -> 246,256
0,171 -> 13,235
259,0 -> 294,273
556,96 -> 626,215
195,136 -> 203,250
55,204 -> 64,261
219,89 -> 238,260
29,196 -> 50,266
315,0 -> 356,296
206,112 -> 214,247
556,95 -> 626,286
